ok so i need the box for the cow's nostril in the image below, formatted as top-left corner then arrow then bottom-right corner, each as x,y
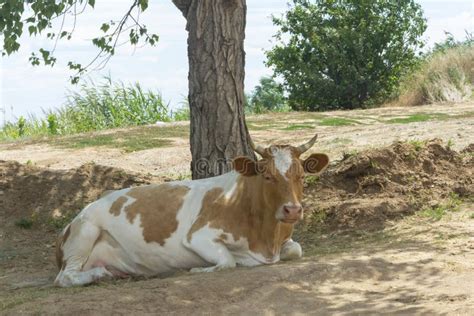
284,207 -> 290,214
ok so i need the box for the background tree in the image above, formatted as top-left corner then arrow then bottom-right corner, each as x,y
247,76 -> 287,114
1,0 -> 254,179
266,0 -> 427,111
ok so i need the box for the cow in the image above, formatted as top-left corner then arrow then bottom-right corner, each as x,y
54,134 -> 329,287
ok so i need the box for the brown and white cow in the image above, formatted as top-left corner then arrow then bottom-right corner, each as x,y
54,134 -> 329,287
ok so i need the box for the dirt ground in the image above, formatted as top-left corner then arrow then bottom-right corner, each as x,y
0,103 -> 473,315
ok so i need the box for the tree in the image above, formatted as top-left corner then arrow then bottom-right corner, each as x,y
248,76 -> 287,114
1,0 -> 254,179
266,0 -> 427,111
172,0 -> 255,179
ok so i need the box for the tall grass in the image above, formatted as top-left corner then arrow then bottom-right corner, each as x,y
395,35 -> 474,106
0,77 -> 182,140
59,77 -> 171,133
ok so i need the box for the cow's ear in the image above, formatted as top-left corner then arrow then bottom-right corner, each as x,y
233,156 -> 258,176
302,153 -> 329,174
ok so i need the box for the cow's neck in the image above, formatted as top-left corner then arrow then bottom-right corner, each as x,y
238,175 -> 294,259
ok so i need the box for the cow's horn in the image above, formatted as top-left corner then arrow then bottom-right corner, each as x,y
249,138 -> 266,157
297,133 -> 318,154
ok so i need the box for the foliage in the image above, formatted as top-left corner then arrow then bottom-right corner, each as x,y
47,114 -> 59,135
247,77 -> 289,114
172,100 -> 191,121
0,0 -> 158,83
431,31 -> 473,54
266,0 -> 427,111
395,34 -> 474,106
0,77 -> 171,140
60,77 -> 170,133
17,116 -> 26,137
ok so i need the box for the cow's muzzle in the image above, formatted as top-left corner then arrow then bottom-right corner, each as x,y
282,204 -> 303,223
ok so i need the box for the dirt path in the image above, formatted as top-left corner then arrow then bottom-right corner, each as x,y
1,103 -> 473,177
1,103 -> 473,314
2,206 -> 473,315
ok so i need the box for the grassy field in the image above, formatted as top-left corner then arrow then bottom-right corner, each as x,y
1,106 -> 473,153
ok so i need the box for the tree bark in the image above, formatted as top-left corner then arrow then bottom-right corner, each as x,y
173,0 -> 255,179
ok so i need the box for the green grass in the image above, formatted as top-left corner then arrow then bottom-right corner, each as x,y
386,113 -> 449,124
420,193 -> 462,221
407,139 -> 426,152
304,175 -> 319,186
14,218 -> 33,229
247,122 -> 283,131
282,123 -> 314,130
55,134 -> 172,152
54,125 -> 187,152
5,125 -> 189,153
317,117 -> 360,126
331,137 -> 353,144
342,149 -> 359,160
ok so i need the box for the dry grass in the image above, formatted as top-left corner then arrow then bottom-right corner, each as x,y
394,46 -> 474,106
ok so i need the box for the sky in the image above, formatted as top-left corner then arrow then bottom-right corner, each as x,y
0,0 -> 473,123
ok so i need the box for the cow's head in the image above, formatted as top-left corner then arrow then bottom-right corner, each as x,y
233,133 -> 329,224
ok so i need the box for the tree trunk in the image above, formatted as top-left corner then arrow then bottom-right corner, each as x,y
172,0 -> 255,179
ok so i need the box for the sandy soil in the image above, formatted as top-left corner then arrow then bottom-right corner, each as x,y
1,102 -> 473,315
2,206 -> 473,315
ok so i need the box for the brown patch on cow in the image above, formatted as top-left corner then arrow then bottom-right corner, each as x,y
109,196 -> 128,216
113,184 -> 190,245
188,175 -> 298,260
55,224 -> 71,270
190,144 -> 325,260
214,233 -> 229,244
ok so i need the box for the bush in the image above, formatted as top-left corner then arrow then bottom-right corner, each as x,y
247,76 -> 289,114
266,0 -> 427,111
395,34 -> 474,106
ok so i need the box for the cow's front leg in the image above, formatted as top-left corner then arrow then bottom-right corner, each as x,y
184,230 -> 236,273
280,239 -> 302,261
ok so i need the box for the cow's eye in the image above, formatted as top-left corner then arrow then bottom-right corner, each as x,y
264,174 -> 273,181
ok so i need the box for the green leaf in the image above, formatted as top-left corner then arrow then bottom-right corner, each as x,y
88,0 -> 96,8
100,23 -> 110,33
138,0 -> 148,11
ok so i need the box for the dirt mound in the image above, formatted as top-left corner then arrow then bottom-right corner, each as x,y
0,161 -> 155,229
300,139 -> 473,234
1,139 -> 472,234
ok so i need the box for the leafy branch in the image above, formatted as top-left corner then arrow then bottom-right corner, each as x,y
0,0 -> 159,83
